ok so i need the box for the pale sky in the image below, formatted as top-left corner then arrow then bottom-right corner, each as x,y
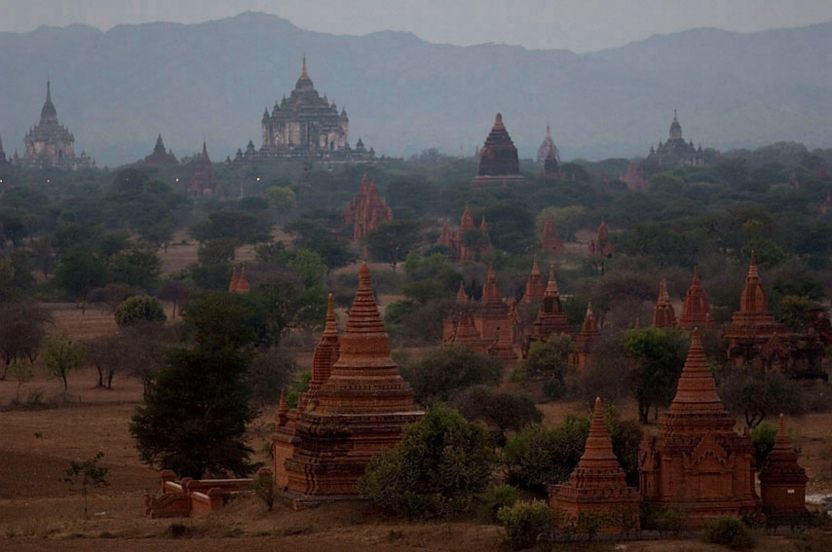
3,0 -> 832,52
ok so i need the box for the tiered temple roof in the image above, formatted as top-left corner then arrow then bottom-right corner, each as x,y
521,257 -> 546,304
343,174 -> 393,241
574,301 -> 601,369
524,263 -> 571,355
759,415 -> 808,517
473,113 -> 523,186
437,203 -> 491,261
540,219 -> 565,255
549,397 -> 640,534
143,134 -> 178,167
678,268 -> 711,330
651,280 -> 676,328
187,142 -> 217,197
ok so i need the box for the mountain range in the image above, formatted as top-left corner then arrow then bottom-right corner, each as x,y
1,11 -> 831,166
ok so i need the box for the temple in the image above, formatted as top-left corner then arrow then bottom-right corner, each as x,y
520,257 -> 546,304
523,263 -> 571,356
588,220 -> 612,257
549,397 -> 640,535
0,135 -> 9,168
573,302 -> 600,369
228,266 -> 250,294
437,204 -> 492,261
19,81 -> 94,171
678,268 -> 711,330
651,280 -> 677,329
143,134 -> 178,167
343,174 -> 393,240
723,255 -> 824,378
472,113 -> 524,186
538,124 -> 563,179
619,161 -> 648,192
540,219 -> 565,255
186,142 -> 218,197
274,264 -> 423,500
257,58 -> 372,160
758,415 -> 808,519
646,110 -> 712,168
639,329 -> 759,528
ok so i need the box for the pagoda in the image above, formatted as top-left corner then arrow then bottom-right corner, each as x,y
588,220 -> 612,257
472,113 -> 524,186
143,134 -> 178,167
678,268 -> 711,330
437,203 -> 491,261
573,301 -> 600,369
520,257 -> 546,304
549,397 -> 640,535
523,264 -> 571,356
646,110 -> 709,168
228,266 -> 250,294
639,329 -> 758,528
20,81 -> 94,171
620,161 -> 648,192
187,142 -> 217,197
343,174 -> 392,241
651,280 -> 676,328
758,415 -> 808,519
539,124 -> 563,179
540,219 -> 565,255
276,264 -> 423,498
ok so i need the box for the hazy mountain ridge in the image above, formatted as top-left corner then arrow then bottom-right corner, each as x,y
0,11 -> 830,165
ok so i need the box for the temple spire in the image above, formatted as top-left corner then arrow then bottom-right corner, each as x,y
301,56 -> 308,79
323,293 -> 338,337
545,263 -> 559,296
668,328 -> 725,412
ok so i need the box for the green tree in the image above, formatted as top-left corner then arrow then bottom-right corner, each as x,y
401,346 -> 502,405
452,385 -> 541,437
55,251 -> 108,307
130,346 -> 256,478
63,452 -> 109,518
0,301 -> 49,380
718,368 -> 805,428
358,405 -> 494,519
513,334 -> 575,397
622,327 -> 688,423
42,334 -> 86,392
264,185 -> 296,214
109,246 -> 161,289
115,295 -> 167,328
365,220 -> 425,268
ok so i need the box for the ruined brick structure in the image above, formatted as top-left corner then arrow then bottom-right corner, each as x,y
758,415 -> 808,518
187,142 -> 217,197
523,263 -> 571,356
540,219 -> 565,255
549,397 -> 640,534
651,279 -> 677,328
678,268 -> 711,330
143,134 -> 178,167
620,161 -> 648,192
573,302 -> 601,369
472,113 -> 524,186
275,264 -> 423,499
639,329 -> 759,528
19,81 -> 94,171
437,203 -> 491,261
343,174 -> 393,241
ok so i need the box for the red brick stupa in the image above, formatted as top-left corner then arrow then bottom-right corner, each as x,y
759,414 -> 808,518
588,220 -> 612,257
521,257 -> 546,304
143,134 -> 178,167
187,142 -> 217,197
540,219 -> 565,255
275,264 -> 423,498
437,203 -> 491,261
549,397 -> 640,534
523,264 -> 571,356
228,266 -> 250,294
343,174 -> 393,241
472,113 -> 524,187
651,279 -> 676,328
639,329 -> 758,528
678,268 -> 711,330
620,161 -> 648,192
574,301 -> 600,369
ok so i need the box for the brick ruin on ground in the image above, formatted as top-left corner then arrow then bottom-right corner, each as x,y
343,173 -> 393,241
588,220 -> 612,257
274,263 -> 424,500
549,397 -> 640,535
228,266 -> 250,294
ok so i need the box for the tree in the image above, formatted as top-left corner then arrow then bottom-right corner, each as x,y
55,251 -> 108,308
115,295 -> 166,328
191,209 -> 272,244
358,405 -> 494,519
264,185 -> 296,214
183,292 -> 258,350
452,385 -> 541,437
400,346 -> 502,405
0,301 -> 49,380
8,358 -> 34,404
513,334 -> 575,397
87,334 -> 126,389
41,334 -> 86,393
108,246 -> 161,289
130,346 -> 256,478
63,451 -> 109,518
622,327 -> 688,424
365,220 -> 425,268
157,279 -> 191,321
718,368 -> 805,428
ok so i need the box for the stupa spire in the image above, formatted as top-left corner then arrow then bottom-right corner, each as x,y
545,263 -> 559,297
456,281 -> 468,304
228,267 -> 240,292
301,56 -> 308,79
668,328 -> 726,413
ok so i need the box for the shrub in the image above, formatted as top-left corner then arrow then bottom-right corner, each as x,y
503,417 -> 588,491
478,484 -> 519,522
400,346 -> 502,405
513,334 -> 574,384
359,405 -> 494,519
702,517 -> 755,549
114,295 -> 166,327
751,421 -> 777,469
452,385 -> 541,434
497,500 -> 552,550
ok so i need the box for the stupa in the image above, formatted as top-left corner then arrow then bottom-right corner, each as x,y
540,219 -> 565,255
343,174 -> 393,241
143,134 -> 178,167
549,397 -> 640,534
187,142 -> 217,196
523,263 -> 571,356
520,257 -> 546,304
639,329 -> 758,528
276,264 -> 423,498
573,301 -> 600,369
678,268 -> 711,330
758,414 -> 808,518
437,203 -> 492,261
651,280 -> 677,328
472,113 -> 524,186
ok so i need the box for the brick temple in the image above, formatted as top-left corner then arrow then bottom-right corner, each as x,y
540,219 -> 565,255
549,397 -> 640,534
143,134 -> 178,167
472,113 -> 524,186
520,257 -> 546,304
437,203 -> 492,261
274,264 -> 423,500
343,174 -> 393,241
678,268 -> 711,330
758,415 -> 808,519
588,220 -> 612,257
620,161 -> 648,192
651,279 -> 677,329
187,142 -> 217,197
639,329 -> 759,528
523,263 -> 571,356
573,302 -> 601,369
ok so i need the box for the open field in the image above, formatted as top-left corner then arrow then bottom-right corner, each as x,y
2,364 -> 832,550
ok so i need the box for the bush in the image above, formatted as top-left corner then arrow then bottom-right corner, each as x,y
452,386 -> 541,435
513,334 -> 574,384
359,405 -> 494,519
400,346 -> 502,405
503,417 -> 588,491
497,500 -> 552,550
115,295 -> 166,327
702,517 -> 755,549
751,421 -> 777,469
478,484 -> 519,522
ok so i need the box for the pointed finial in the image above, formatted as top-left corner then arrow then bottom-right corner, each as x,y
323,293 -> 338,336
495,112 -> 503,126
546,121 -> 551,137
277,388 -> 288,416
674,108 -> 678,121
47,80 -> 51,102
301,55 -> 308,79
358,261 -> 372,289
586,299 -> 594,316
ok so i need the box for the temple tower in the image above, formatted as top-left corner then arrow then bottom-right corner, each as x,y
521,257 -> 546,304
651,280 -> 677,328
679,268 -> 711,330
574,301 -> 600,369
759,415 -> 808,518
472,113 -> 524,186
524,264 -> 571,356
540,219 -> 564,255
639,329 -> 758,528
549,397 -> 640,534
144,134 -> 178,166
343,174 -> 393,241
187,142 -> 217,196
